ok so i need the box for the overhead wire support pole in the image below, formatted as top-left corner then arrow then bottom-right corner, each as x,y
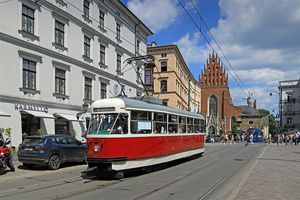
122,55 -> 155,96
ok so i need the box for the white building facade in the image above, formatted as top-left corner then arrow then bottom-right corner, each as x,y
279,79 -> 300,132
0,0 -> 152,147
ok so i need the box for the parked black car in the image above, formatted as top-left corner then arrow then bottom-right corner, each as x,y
18,135 -> 87,170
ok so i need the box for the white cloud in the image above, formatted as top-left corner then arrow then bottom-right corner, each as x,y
205,0 -> 300,112
127,0 -> 179,33
174,32 -> 208,64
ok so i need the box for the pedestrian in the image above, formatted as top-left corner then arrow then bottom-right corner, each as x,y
276,133 -> 280,146
284,133 -> 289,145
289,132 -> 294,146
295,131 -> 300,146
250,133 -> 254,144
268,133 -> 272,144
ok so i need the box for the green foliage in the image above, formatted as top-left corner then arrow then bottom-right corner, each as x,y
258,109 -> 270,117
259,109 -> 278,135
36,129 -> 44,136
2,127 -> 12,138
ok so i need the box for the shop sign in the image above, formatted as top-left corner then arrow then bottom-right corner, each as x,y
15,103 -> 48,113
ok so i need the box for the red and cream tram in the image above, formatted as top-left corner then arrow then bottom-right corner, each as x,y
86,96 -> 205,174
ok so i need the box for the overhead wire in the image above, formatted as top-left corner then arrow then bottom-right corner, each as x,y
177,0 -> 249,98
190,0 -> 249,95
35,0 -> 238,107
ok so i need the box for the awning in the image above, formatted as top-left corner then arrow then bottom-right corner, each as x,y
0,110 -> 10,117
55,113 -> 83,121
21,110 -> 55,119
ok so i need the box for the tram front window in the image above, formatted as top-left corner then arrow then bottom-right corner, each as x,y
88,113 -> 128,134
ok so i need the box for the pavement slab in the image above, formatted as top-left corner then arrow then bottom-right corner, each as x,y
232,144 -> 300,200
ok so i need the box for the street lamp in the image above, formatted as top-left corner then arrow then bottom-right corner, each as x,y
76,102 -> 89,120
269,91 -> 282,131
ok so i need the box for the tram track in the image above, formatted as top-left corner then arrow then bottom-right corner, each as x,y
54,144 -> 243,200
1,144 -> 260,200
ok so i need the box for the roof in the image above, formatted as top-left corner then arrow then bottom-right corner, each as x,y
238,106 -> 261,116
114,0 -> 153,36
92,97 -> 205,120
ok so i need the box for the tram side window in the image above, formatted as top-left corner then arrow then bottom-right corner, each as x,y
187,118 -> 194,133
130,111 -> 152,134
153,113 -> 167,134
194,119 -> 200,133
200,119 -> 206,133
178,116 -> 186,133
168,114 -> 178,133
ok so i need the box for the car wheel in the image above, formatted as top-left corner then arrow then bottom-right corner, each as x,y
48,155 -> 61,170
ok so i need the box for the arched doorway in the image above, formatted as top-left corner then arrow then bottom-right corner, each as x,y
208,126 -> 216,136
207,95 -> 218,136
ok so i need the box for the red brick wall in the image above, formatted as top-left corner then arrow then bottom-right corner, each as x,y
200,53 -> 241,134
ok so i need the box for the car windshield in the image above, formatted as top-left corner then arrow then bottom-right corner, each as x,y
88,113 -> 119,134
23,138 -> 44,144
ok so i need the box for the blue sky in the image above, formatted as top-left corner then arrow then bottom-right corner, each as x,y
122,0 -> 300,115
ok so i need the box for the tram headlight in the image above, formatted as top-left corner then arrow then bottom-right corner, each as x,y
93,145 -> 100,153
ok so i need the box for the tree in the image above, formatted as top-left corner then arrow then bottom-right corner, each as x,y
259,109 -> 278,135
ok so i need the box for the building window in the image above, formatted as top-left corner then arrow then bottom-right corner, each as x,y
161,61 -> 167,72
161,80 -> 167,92
162,99 -> 168,106
116,22 -> 121,40
83,0 -> 90,18
99,10 -> 105,29
287,105 -> 292,112
117,53 -> 121,72
84,77 -> 92,100
100,44 -> 105,64
100,82 -> 107,99
22,59 -> 36,89
54,20 -> 64,46
287,94 -> 292,102
55,68 -> 66,95
84,35 -> 90,58
161,53 -> 167,57
22,5 -> 34,34
145,68 -> 152,85
287,117 -> 292,125
136,39 -> 140,54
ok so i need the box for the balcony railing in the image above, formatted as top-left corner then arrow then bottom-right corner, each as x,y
282,110 -> 300,115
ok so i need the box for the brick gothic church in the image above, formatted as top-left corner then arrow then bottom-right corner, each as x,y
200,53 -> 241,135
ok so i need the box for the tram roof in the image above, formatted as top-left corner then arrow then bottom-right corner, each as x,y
92,97 -> 205,120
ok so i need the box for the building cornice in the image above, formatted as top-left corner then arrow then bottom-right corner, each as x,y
0,94 -> 81,111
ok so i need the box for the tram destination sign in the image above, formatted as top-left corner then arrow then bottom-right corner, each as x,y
15,103 -> 48,113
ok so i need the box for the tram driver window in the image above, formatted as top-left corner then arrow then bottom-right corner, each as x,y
113,113 -> 128,134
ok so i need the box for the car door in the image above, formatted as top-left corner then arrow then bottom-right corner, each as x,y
52,136 -> 69,162
66,136 -> 84,162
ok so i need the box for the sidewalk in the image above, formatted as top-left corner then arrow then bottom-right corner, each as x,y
232,144 -> 300,200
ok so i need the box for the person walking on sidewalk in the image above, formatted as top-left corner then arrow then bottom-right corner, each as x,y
295,131 -> 300,146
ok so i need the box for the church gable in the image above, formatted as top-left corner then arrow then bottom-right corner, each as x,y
200,52 -> 228,88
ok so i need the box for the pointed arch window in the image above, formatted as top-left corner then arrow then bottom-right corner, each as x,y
209,95 -> 218,117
